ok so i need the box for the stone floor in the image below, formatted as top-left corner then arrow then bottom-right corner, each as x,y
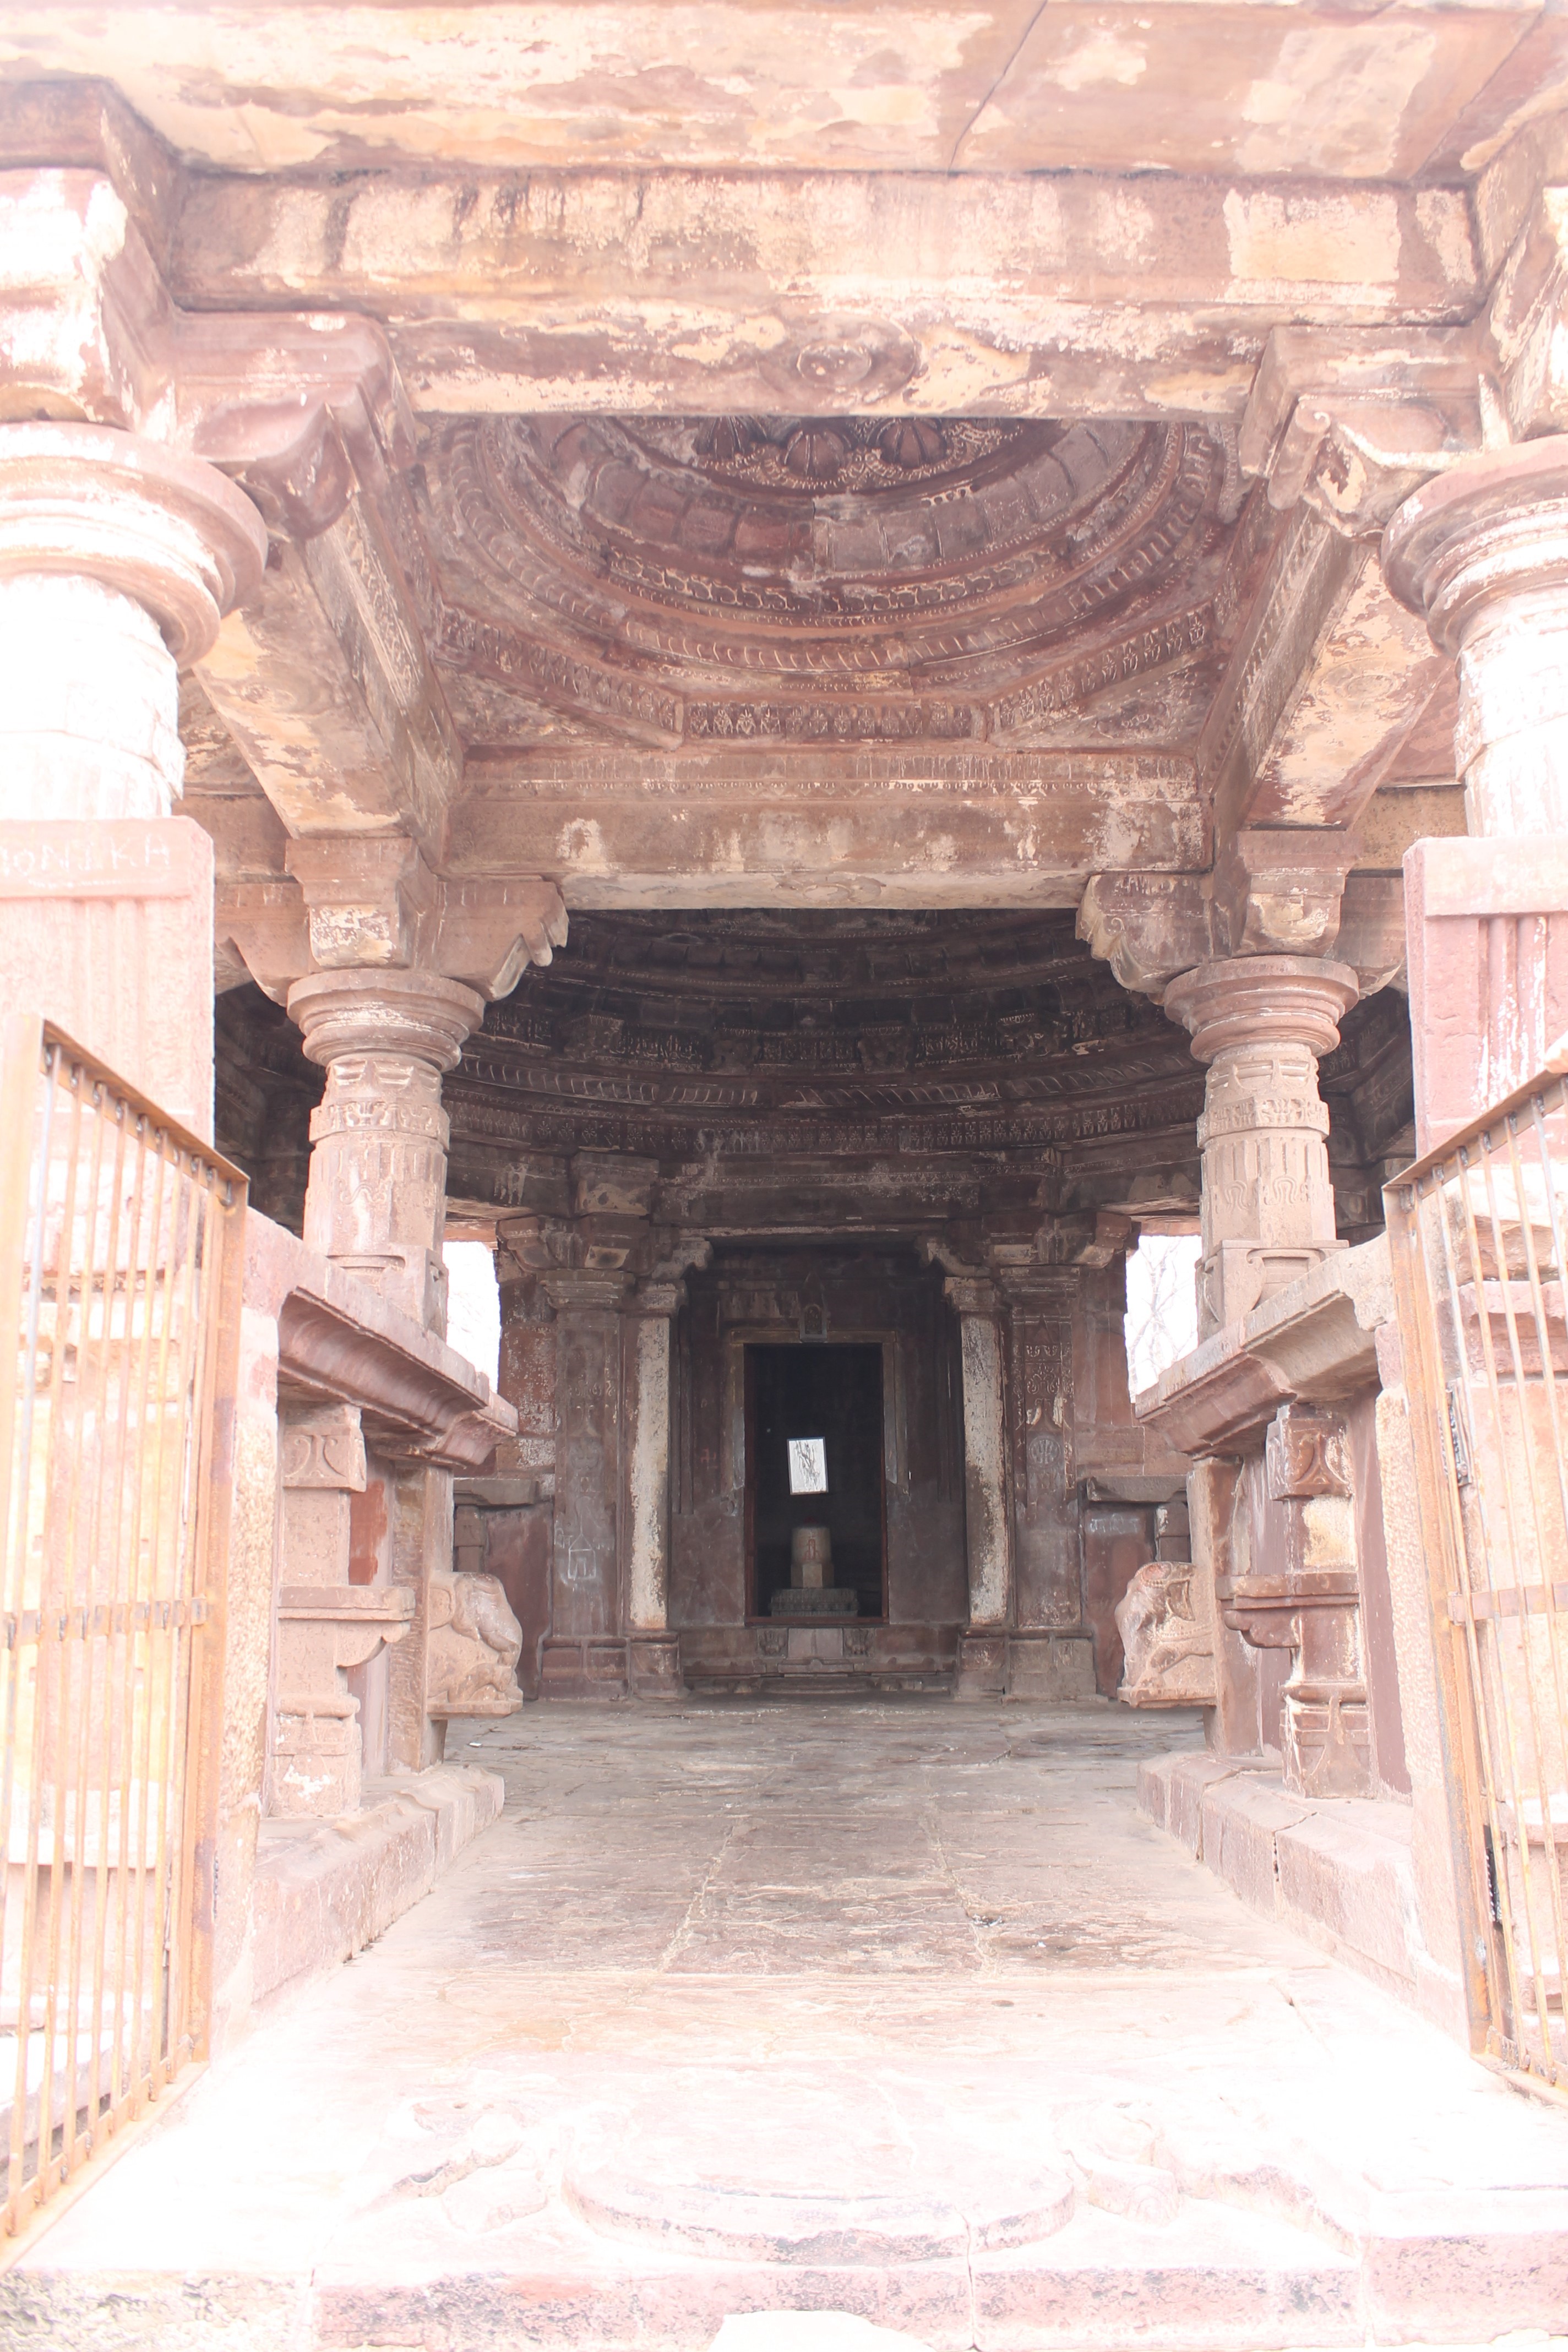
8,1697 -> 1568,2350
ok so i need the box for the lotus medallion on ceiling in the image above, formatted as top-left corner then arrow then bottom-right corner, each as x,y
416,413 -> 1243,752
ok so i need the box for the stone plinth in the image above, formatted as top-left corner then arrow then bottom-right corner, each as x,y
770,1586 -> 858,1618
0,816 -> 217,1139
1403,835 -> 1568,1151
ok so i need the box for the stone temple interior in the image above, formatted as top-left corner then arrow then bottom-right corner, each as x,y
7,10 -> 1568,2329
215,896 -> 1414,1705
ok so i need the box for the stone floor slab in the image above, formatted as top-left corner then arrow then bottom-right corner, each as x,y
7,1698 -> 1568,2350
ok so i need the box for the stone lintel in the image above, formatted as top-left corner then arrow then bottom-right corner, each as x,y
1134,1234 -> 1392,1459
247,1216 -> 516,1472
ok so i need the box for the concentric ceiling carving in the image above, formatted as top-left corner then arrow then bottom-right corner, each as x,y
415,413 -> 1243,751
463,909 -> 1198,1123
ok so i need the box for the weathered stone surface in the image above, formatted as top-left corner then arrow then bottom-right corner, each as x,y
23,1704 -> 1568,2352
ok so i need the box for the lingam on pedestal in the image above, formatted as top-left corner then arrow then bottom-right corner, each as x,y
770,1439 -> 859,1618
771,1522 -> 859,1620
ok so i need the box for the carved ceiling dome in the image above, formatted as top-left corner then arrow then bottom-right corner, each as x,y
416,413 -> 1241,750
466,909 -> 1198,1121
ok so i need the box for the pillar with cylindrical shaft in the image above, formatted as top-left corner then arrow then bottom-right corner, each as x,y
624,1278 -> 684,1697
287,967 -> 484,1337
945,1273 -> 1012,1698
1163,955 -> 1358,1337
1385,437 -> 1568,1142
0,421 -> 265,1133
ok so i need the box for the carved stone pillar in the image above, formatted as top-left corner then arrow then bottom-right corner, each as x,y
624,1280 -> 684,1698
0,422 -> 265,1133
271,1405 -> 415,1818
1163,955 -> 1358,1336
944,1275 -> 1011,1699
287,967 -> 484,1335
540,1267 -> 633,1700
1385,438 -> 1568,1142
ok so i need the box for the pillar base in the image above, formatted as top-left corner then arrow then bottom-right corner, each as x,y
539,1636 -> 631,1701
628,1633 -> 684,1698
952,1631 -> 1008,1700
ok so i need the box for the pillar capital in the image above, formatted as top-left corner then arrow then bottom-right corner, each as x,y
1163,955 -> 1358,1066
286,965 -> 484,1075
943,1273 -> 1000,1319
1382,435 -> 1568,656
1384,435 -> 1568,839
0,419 -> 266,663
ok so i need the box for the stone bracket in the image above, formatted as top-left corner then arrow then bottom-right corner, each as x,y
221,854 -> 568,1003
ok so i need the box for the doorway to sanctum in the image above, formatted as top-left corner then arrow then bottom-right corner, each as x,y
746,1342 -> 888,1623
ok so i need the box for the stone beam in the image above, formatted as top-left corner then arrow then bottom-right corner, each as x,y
0,90 -> 1484,421
167,169 -> 1480,421
445,752 -> 1205,910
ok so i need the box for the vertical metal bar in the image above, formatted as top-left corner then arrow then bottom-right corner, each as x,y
59,1074 -> 124,2182
140,1138 -> 202,2099
1425,1147 -> 1531,2045
1477,1118 -> 1567,2067
115,1119 -> 168,2121
16,1053 -> 88,2223
86,1093 -> 148,2155
0,1023 -> 45,2224
180,1167 -> 243,2065
149,1152 -> 203,2077
1501,1098 -> 1568,2055
1389,1170 -> 1494,2050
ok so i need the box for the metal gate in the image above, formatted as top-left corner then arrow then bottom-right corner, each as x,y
1386,1052 -> 1568,2100
0,1019 -> 245,2245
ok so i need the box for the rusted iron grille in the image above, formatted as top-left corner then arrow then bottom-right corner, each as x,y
1387,1057 -> 1568,2099
0,1020 -> 245,2241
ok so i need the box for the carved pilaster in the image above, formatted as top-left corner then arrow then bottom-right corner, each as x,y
272,1404 -> 415,1818
1223,1403 -> 1372,1799
1164,955 -> 1358,1336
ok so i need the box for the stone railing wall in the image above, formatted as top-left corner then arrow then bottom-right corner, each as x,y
215,1209 -> 518,2042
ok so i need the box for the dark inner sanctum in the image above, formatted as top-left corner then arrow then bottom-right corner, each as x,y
747,1340 -> 889,1625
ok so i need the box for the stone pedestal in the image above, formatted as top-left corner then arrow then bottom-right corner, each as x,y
1163,955 -> 1358,1336
0,422 -> 264,1135
1385,438 -> 1568,1144
288,967 -> 483,1335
